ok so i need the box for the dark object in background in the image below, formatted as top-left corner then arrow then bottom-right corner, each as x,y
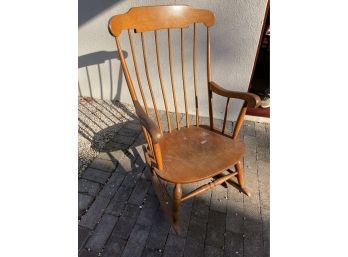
247,2 -> 270,115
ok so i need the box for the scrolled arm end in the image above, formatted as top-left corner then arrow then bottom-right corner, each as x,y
209,81 -> 261,108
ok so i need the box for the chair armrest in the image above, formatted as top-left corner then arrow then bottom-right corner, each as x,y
133,100 -> 162,144
209,81 -> 261,108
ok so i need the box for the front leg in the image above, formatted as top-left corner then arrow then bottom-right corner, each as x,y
235,161 -> 251,196
172,183 -> 182,233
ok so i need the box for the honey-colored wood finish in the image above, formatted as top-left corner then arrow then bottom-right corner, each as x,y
109,5 -> 261,234
158,126 -> 245,184
154,30 -> 172,132
181,170 -> 238,202
140,32 -> 163,134
173,183 -> 182,230
209,81 -> 261,108
222,97 -> 230,134
108,5 -> 215,36
167,29 -> 180,130
180,28 -> 189,127
193,23 -> 199,126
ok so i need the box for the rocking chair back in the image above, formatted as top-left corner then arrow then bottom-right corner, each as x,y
109,5 -> 215,135
108,5 -> 261,233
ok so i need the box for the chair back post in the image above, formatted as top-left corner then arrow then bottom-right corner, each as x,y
127,29 -> 149,115
114,37 -> 137,102
115,36 -> 158,161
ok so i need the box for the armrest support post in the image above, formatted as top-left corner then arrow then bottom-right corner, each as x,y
134,100 -> 162,144
232,103 -> 247,139
133,100 -> 164,170
153,143 -> 164,170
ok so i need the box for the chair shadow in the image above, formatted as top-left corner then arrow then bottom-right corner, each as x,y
78,97 -> 142,172
78,99 -> 269,256
78,98 -> 147,174
78,50 -> 128,102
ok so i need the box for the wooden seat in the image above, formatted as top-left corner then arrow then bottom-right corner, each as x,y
108,5 -> 261,233
158,126 -> 245,183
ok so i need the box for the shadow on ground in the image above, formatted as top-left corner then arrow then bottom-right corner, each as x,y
78,98 -> 269,257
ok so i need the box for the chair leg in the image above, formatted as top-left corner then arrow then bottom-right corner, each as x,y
172,183 -> 182,233
235,161 -> 251,196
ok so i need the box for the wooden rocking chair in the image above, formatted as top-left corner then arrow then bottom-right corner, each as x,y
108,5 -> 261,233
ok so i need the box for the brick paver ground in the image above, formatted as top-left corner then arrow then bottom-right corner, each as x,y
78,98 -> 270,257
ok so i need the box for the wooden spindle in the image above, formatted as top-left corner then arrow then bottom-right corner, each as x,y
207,28 -> 212,81
180,171 -> 238,202
180,28 -> 189,128
222,97 -> 230,134
167,29 -> 180,130
154,30 -> 172,132
193,23 -> 199,126
207,28 -> 214,129
128,29 -> 149,115
140,32 -> 163,134
208,89 -> 214,130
